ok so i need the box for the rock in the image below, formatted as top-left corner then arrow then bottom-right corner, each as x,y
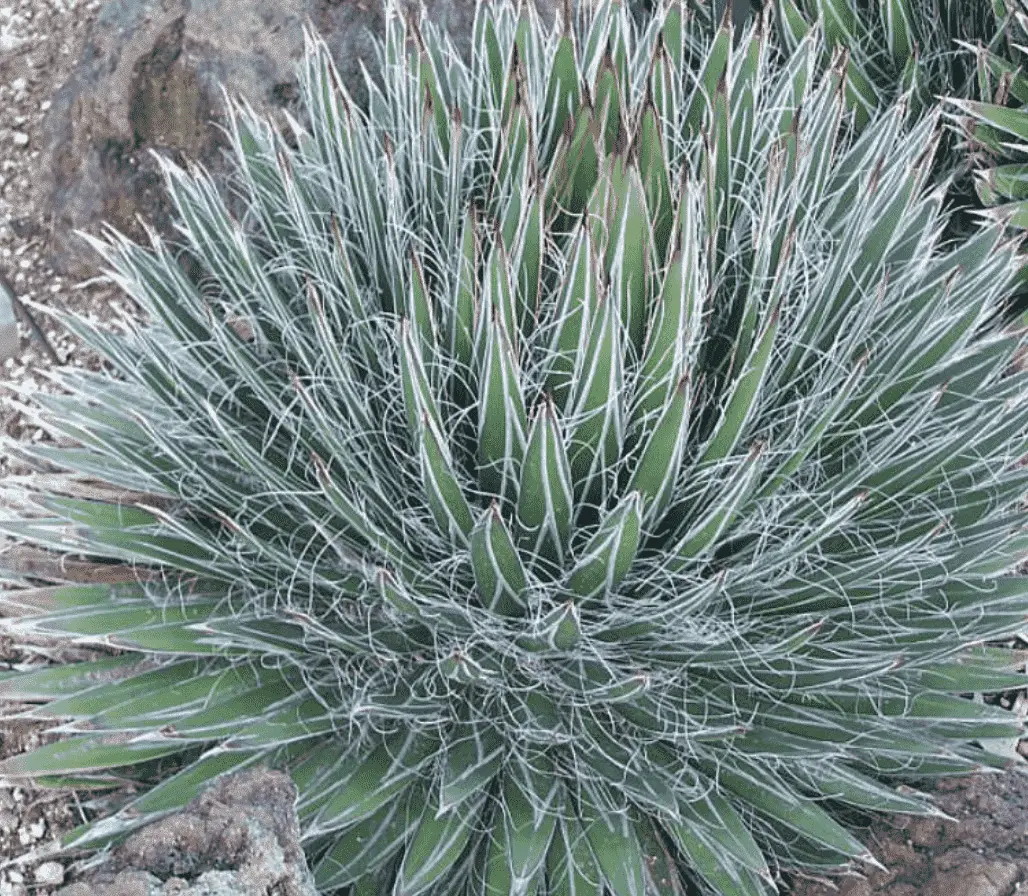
56,768 -> 316,896
33,861 -> 65,887
790,772 -> 1028,896
35,0 -> 558,283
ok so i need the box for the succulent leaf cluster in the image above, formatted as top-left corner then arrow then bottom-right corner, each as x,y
1,2 -> 1028,896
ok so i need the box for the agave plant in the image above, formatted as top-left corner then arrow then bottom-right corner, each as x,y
768,0 -> 1010,129
950,2 -> 1028,224
2,1 -> 1028,894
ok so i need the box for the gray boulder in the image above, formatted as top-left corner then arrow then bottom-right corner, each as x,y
57,768 -> 316,896
36,0 -> 557,282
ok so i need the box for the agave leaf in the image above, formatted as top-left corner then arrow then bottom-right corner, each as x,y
631,810 -> 689,896
449,206 -> 479,375
608,164 -> 653,355
314,783 -> 425,890
567,287 -> 625,505
698,301 -> 781,467
594,53 -> 625,156
626,374 -> 691,524
662,817 -> 771,896
577,781 -> 646,896
439,717 -> 505,813
33,659 -> 237,725
307,731 -> 439,836
787,763 -> 941,816
419,412 -> 475,546
545,228 -> 596,411
0,654 -> 152,701
547,813 -> 603,896
517,192 -> 544,337
683,23 -> 730,139
477,305 -> 528,504
482,759 -> 559,896
636,102 -> 674,266
542,34 -> 582,164
633,184 -> 705,434
702,761 -> 871,861
665,441 -> 763,567
407,252 -> 439,370
576,716 -> 681,817
517,396 -> 574,568
517,600 -> 583,652
395,787 -> 488,896
0,734 -> 186,778
470,502 -> 529,616
566,490 -> 642,601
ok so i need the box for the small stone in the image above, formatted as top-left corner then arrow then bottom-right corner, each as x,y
9,77 -> 24,92
10,132 -> 27,147
7,871 -> 22,885
39,99 -> 50,112
33,862 -> 64,887
27,818 -> 45,839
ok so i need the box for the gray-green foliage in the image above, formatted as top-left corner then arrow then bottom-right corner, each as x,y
1,1 -> 1028,894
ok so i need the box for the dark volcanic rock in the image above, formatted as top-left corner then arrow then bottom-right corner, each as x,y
57,768 -> 315,896
36,0 -> 557,282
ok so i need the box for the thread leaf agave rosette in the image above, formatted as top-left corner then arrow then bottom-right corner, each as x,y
2,2 -> 1028,894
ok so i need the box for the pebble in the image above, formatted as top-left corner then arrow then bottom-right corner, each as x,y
10,132 -> 27,147
6,872 -> 21,885
33,862 -> 64,887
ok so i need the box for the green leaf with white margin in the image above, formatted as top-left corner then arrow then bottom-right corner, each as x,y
541,34 -> 581,166
627,374 -> 692,524
482,757 -> 559,896
517,395 -> 574,568
39,659 -> 251,726
683,23 -> 730,138
567,287 -> 624,505
449,206 -> 479,375
0,653 -> 159,703
546,813 -> 603,896
786,763 -> 942,816
631,810 -> 689,896
576,717 -> 680,817
470,502 -> 529,617
566,490 -> 642,601
593,52 -> 625,156
420,412 -> 475,546
307,730 -> 439,836
516,600 -> 583,652
633,183 -> 705,434
399,318 -> 444,440
608,165 -> 651,354
666,441 -> 764,569
698,300 -> 781,467
314,782 -> 427,890
755,352 -> 867,501
699,760 -> 872,861
394,786 -> 488,896
439,716 -> 505,813
674,773 -> 772,881
516,192 -> 544,339
662,816 -> 770,896
577,781 -> 646,896
545,228 -> 597,412
636,100 -> 674,264
477,305 -> 528,504
0,734 -> 186,778
882,0 -> 915,64
408,251 -> 439,370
